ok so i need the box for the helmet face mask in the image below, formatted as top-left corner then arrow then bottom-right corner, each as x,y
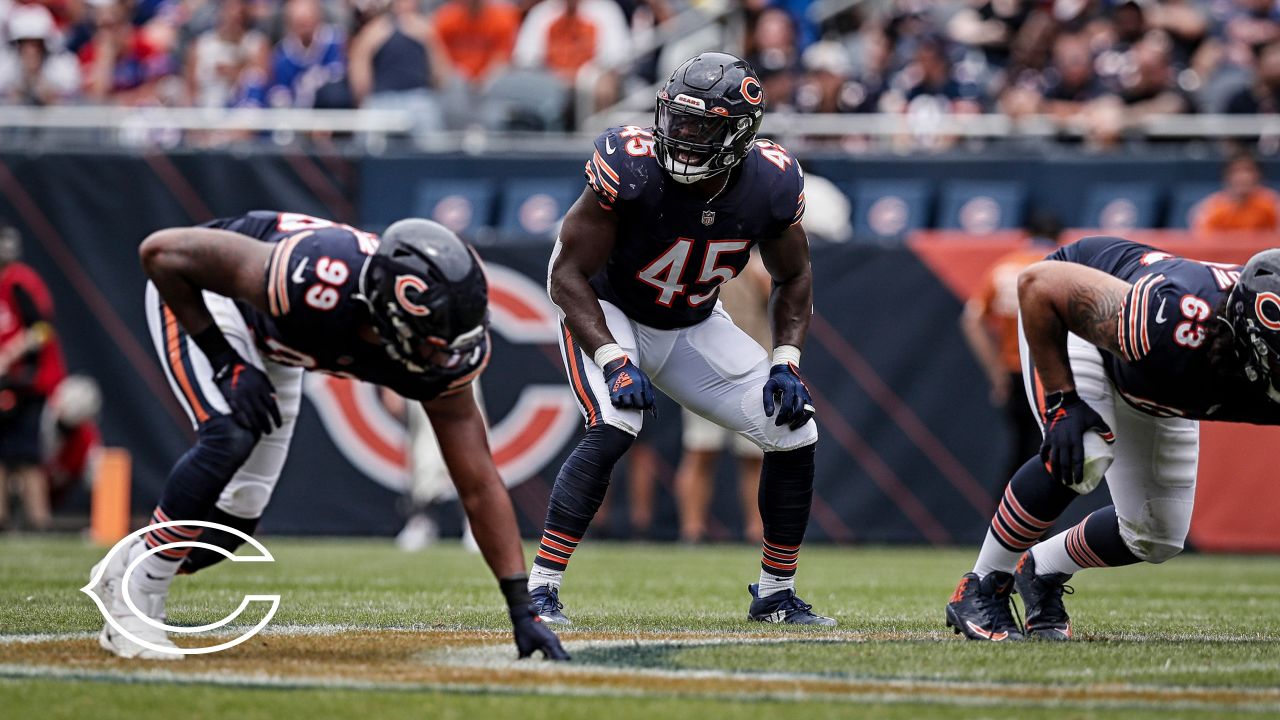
1226,249 -> 1280,400
655,103 -> 735,183
653,53 -> 764,185
412,323 -> 487,372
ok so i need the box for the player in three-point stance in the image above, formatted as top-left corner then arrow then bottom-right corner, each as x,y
87,211 -> 567,660
528,52 -> 832,626
948,236 -> 1280,641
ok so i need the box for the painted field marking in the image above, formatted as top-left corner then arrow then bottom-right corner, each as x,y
1,628 -> 1279,712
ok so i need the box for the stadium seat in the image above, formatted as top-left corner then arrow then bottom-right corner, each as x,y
1081,183 -> 1159,231
481,69 -> 570,132
1165,183 -> 1220,229
412,179 -> 496,237
938,181 -> 1027,234
498,179 -> 582,238
844,180 -> 932,241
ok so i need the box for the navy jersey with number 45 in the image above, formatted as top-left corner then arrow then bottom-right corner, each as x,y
582,125 -> 804,330
204,211 -> 488,401
1050,236 -> 1279,424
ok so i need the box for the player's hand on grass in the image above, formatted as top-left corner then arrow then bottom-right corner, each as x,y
510,604 -> 570,661
764,362 -> 815,430
603,356 -> 656,414
212,353 -> 281,436
1040,390 -> 1114,486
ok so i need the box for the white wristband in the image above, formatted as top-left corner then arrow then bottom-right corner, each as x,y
594,342 -> 627,368
772,345 -> 801,367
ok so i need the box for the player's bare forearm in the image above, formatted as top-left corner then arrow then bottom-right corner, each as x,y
550,267 -> 614,354
424,391 -> 526,579
760,223 -> 813,349
139,227 -> 273,335
1018,261 -> 1129,392
549,189 -> 620,356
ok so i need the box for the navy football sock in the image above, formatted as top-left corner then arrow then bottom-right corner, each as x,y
1033,505 -> 1142,575
179,507 -> 261,574
991,456 -> 1078,552
973,455 -> 1078,577
534,424 -> 634,573
758,443 -> 815,583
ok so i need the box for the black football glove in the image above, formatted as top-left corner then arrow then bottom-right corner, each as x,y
1040,390 -> 1114,486
602,356 -> 656,414
510,604 -> 570,661
211,352 -> 281,436
763,362 -> 815,430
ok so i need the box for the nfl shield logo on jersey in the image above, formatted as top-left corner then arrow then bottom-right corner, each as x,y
702,210 -> 715,226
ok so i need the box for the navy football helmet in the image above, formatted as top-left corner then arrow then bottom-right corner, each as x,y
1226,249 -> 1280,400
359,219 -> 488,375
654,52 -> 765,185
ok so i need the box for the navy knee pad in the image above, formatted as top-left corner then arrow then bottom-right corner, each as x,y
544,423 -> 634,534
158,415 -> 260,522
759,442 -> 815,548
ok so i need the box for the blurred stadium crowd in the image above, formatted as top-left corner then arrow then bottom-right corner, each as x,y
2,0 -> 1279,139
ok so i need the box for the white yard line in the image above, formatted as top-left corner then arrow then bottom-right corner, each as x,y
1,661 -> 1277,713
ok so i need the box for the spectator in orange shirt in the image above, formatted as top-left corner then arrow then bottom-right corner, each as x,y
514,0 -> 629,106
1193,153 -> 1280,233
961,214 -> 1062,487
433,0 -> 520,85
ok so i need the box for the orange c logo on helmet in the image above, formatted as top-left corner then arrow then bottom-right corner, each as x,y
740,76 -> 763,105
1256,291 -> 1280,331
394,275 -> 430,316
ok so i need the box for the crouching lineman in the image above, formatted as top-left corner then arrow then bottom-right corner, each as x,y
528,52 -> 832,626
948,235 -> 1280,641
87,211 -> 567,661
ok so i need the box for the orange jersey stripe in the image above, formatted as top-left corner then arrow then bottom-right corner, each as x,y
270,231 -> 310,317
590,160 -> 619,198
592,150 -> 621,183
266,238 -> 282,316
1137,276 -> 1153,357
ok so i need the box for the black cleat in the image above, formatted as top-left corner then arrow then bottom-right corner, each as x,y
747,584 -> 837,626
1013,552 -> 1074,641
945,571 -> 1025,642
529,585 -> 571,625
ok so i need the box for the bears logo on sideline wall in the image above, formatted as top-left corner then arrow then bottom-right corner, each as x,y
304,263 -> 580,492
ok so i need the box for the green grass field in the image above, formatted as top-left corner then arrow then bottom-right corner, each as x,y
2,536 -> 1279,718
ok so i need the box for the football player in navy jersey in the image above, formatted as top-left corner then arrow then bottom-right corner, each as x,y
528,53 -> 833,626
947,236 -> 1280,642
87,211 -> 567,661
